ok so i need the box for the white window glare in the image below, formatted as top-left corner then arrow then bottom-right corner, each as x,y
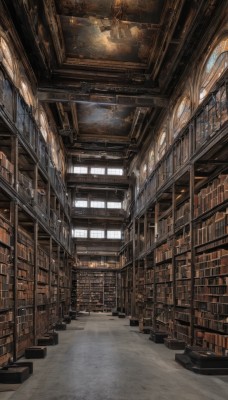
107,202 -> 122,209
73,166 -> 88,174
90,230 -> 105,239
91,201 -> 105,208
107,168 -> 123,176
75,200 -> 88,208
91,167 -> 105,175
72,229 -> 87,238
107,230 -> 121,239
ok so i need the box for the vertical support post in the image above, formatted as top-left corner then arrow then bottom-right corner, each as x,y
190,164 -> 195,345
12,136 -> 18,361
115,271 -> 118,310
47,179 -> 51,221
103,272 -> 105,312
172,183 -> 176,338
13,201 -> 18,361
57,245 -> 60,318
49,237 -> 52,327
132,218 -> 136,317
153,202 -> 159,330
120,270 -> 123,312
126,266 -> 129,314
144,212 -> 148,252
33,220 -> 38,345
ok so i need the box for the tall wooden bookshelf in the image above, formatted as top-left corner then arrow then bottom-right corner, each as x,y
119,77 -> 228,355
75,269 -> 118,312
0,63 -> 72,366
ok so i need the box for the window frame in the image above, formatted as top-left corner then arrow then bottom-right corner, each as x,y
107,168 -> 123,176
73,166 -> 88,174
107,230 -> 122,239
90,229 -> 105,239
90,167 -> 105,175
72,229 -> 88,238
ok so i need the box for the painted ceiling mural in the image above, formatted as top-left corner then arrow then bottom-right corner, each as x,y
57,0 -> 165,64
56,0 -> 165,24
77,104 -> 135,136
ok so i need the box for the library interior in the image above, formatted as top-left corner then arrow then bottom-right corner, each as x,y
0,1 -> 228,399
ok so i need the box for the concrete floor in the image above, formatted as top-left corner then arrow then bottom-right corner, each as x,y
1,313 -> 228,400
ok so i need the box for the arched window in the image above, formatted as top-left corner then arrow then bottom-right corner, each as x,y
58,148 -> 65,174
157,126 -> 167,161
50,131 -> 58,168
173,95 -> 191,138
140,163 -> 147,184
19,78 -> 34,107
148,148 -> 155,173
0,37 -> 15,81
39,110 -> 49,141
200,37 -> 228,101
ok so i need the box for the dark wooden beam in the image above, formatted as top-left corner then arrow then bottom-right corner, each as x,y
38,88 -> 168,108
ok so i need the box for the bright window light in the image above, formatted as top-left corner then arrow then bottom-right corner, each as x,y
107,168 -> 123,176
75,200 -> 88,207
107,230 -> 121,239
91,167 -> 105,175
107,202 -> 122,209
73,166 -> 88,174
91,201 -> 105,208
90,230 -> 105,239
72,229 -> 87,238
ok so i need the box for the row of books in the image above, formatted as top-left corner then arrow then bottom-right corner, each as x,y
198,331 -> 228,356
0,246 -> 9,264
195,276 -> 228,286
175,231 -> 190,254
195,311 -> 227,333
195,249 -> 227,278
155,263 -> 173,283
195,285 -> 227,295
0,151 -> 14,184
38,248 -> 49,270
0,216 -> 11,246
17,312 -> 33,336
175,323 -> 191,342
175,254 -> 191,279
18,260 -> 33,280
175,281 -> 191,306
155,242 -> 173,262
156,283 -> 173,304
194,301 -> 228,315
17,241 -> 34,264
175,310 -> 190,323
157,215 -> 173,239
38,270 -> 49,284
175,201 -> 190,229
194,174 -> 228,217
196,210 -> 228,245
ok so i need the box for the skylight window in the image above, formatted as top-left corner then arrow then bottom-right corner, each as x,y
91,201 -> 105,208
75,200 -> 88,208
72,229 -> 87,238
91,167 -> 105,175
107,202 -> 122,209
90,230 -> 105,239
73,166 -> 88,174
107,230 -> 122,239
107,168 -> 123,176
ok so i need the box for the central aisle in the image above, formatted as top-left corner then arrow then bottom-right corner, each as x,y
2,313 -> 228,400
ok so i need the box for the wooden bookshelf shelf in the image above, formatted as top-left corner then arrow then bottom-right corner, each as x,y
0,66 -> 72,365
119,74 -> 228,354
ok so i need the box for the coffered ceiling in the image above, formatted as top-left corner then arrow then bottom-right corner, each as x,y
4,0 -> 221,163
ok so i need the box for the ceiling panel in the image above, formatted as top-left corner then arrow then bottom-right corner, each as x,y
60,15 -> 156,64
77,103 -> 134,136
56,0 -> 165,24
